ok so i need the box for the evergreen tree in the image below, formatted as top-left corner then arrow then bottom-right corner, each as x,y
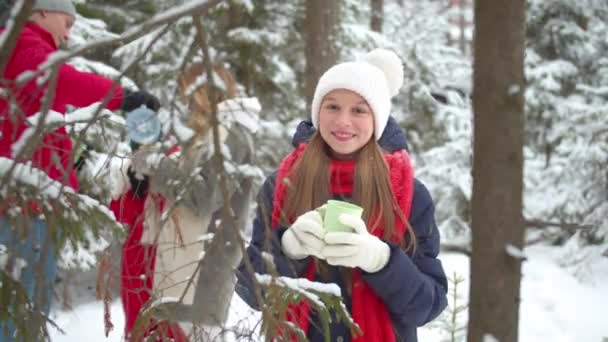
525,0 -> 608,244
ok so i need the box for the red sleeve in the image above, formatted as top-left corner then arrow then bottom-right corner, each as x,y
110,191 -> 146,228
55,63 -> 124,111
10,34 -> 124,112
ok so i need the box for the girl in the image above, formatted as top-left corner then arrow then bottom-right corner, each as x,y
236,49 -> 448,341
111,62 -> 256,340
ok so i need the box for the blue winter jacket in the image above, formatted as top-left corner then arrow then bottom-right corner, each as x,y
235,117 -> 448,341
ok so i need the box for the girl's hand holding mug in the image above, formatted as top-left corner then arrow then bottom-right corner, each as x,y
281,210 -> 326,260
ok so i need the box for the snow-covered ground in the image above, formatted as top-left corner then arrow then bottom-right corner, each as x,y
49,245 -> 608,342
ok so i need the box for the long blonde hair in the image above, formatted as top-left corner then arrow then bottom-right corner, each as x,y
177,62 -> 237,138
281,133 -> 415,251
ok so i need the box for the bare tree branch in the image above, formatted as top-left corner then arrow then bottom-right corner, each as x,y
525,219 -> 593,232
15,0 -> 225,87
0,0 -> 34,72
188,13 -> 244,326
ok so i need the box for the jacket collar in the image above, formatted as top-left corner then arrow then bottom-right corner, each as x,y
24,21 -> 58,49
291,116 -> 409,152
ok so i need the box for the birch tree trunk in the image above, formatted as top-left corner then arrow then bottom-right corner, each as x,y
467,0 -> 526,341
305,0 -> 340,110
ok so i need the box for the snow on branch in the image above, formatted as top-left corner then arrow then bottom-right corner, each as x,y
216,97 -> 261,134
10,103 -> 116,158
0,157 -> 118,223
0,157 -> 124,260
254,272 -> 360,339
65,102 -> 116,125
505,244 -> 527,261
185,70 -> 228,97
255,273 -> 341,307
576,84 -> 608,96
15,0 -> 225,87
483,334 -> 500,342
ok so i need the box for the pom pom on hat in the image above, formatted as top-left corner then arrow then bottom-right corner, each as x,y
310,48 -> 404,140
363,48 -> 404,97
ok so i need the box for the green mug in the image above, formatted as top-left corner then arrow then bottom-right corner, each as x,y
321,200 -> 364,232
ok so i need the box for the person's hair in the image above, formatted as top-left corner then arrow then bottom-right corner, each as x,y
281,133 -> 416,251
177,62 -> 237,138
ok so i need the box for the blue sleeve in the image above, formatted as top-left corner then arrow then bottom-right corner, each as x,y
235,172 -> 311,310
361,178 -> 448,326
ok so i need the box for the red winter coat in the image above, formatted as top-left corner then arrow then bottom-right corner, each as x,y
110,191 -> 188,341
0,22 -> 124,191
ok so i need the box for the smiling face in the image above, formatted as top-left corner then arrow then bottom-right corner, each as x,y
31,11 -> 74,46
317,89 -> 375,160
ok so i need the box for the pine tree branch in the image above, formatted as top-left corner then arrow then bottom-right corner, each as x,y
0,66 -> 60,191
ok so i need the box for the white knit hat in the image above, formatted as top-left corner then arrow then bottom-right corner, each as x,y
33,0 -> 76,17
310,48 -> 404,140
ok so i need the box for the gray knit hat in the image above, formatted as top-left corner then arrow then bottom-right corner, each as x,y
33,0 -> 76,17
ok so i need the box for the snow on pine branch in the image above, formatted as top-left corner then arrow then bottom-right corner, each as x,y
255,271 -> 359,337
0,157 -> 117,223
185,71 -> 228,97
10,110 -> 64,157
255,273 -> 341,309
58,229 -> 110,270
65,102 -> 118,125
121,0 -> 222,38
217,97 -> 261,134
10,103 -> 116,158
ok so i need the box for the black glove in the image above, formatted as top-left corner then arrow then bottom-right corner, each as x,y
74,146 -> 91,172
121,89 -> 161,112
127,166 -> 149,199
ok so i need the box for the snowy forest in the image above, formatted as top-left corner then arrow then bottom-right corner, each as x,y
0,0 -> 606,341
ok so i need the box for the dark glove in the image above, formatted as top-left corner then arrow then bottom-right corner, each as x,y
74,144 -> 93,172
127,166 -> 149,199
121,89 -> 161,112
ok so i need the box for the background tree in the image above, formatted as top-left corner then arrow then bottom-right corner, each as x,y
467,0 -> 526,341
524,0 -> 608,252
370,0 -> 383,32
304,0 -> 340,109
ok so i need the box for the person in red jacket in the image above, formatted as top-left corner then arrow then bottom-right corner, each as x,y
0,1 -> 158,340
110,156 -> 189,342
110,63 -> 248,341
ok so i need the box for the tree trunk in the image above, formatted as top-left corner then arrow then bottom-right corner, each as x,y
370,0 -> 383,33
190,177 -> 253,325
305,0 -> 340,111
144,128 -> 255,328
467,0 -> 526,341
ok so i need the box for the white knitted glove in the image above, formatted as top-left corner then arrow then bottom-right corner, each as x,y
322,214 -> 391,273
281,210 -> 326,260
